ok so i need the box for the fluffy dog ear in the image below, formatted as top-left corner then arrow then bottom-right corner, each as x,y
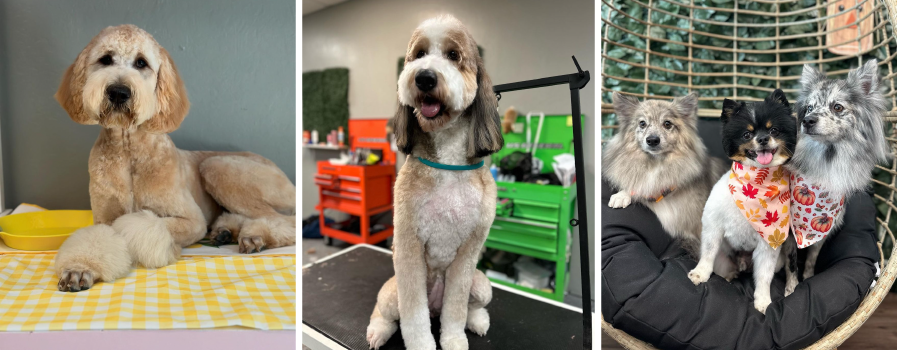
721,98 -> 741,123
848,59 -> 880,95
467,58 -> 504,158
800,64 -> 825,88
672,92 -> 699,125
612,91 -> 639,121
55,58 -> 95,125
141,47 -> 190,133
393,102 -> 418,155
767,89 -> 789,107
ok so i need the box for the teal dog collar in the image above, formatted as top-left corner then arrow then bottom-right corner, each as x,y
417,157 -> 484,171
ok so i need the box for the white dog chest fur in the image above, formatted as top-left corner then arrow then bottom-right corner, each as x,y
415,171 -> 483,271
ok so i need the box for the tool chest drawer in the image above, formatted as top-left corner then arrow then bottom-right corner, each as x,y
510,199 -> 559,223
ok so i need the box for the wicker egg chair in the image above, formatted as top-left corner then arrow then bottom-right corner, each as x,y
600,0 -> 897,348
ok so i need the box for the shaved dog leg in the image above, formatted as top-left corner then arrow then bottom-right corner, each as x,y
367,276 -> 400,349
440,230 -> 487,350
466,269 -> 492,336
200,154 -> 296,253
393,227 -> 436,350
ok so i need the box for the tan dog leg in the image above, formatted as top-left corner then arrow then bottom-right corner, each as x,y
439,234 -> 487,350
55,224 -> 133,292
466,269 -> 492,335
366,276 -> 400,349
393,227 -> 436,350
199,154 -> 296,253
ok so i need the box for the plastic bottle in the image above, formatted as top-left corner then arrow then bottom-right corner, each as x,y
311,130 -> 319,145
338,126 -> 345,147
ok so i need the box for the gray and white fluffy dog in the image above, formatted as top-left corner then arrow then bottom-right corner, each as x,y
787,59 -> 891,280
604,91 -> 726,255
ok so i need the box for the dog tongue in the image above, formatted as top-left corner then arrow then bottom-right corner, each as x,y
757,151 -> 774,165
421,102 -> 441,118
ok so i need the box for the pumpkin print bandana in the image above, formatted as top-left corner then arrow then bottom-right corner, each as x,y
789,174 -> 844,249
728,162 -> 791,249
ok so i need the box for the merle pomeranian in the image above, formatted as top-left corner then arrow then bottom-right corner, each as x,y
787,60 -> 891,280
688,89 -> 799,314
603,92 -> 725,256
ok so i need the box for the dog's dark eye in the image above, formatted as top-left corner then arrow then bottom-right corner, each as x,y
98,55 -> 113,66
416,50 -> 426,59
638,121 -> 647,128
833,104 -> 844,112
663,121 -> 673,129
134,58 -> 148,69
743,131 -> 753,140
769,128 -> 779,136
447,50 -> 459,61
806,105 -> 814,113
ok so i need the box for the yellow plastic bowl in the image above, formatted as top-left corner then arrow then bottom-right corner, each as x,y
0,210 -> 93,251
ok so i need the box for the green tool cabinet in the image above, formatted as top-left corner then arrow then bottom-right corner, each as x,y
481,114 -> 580,302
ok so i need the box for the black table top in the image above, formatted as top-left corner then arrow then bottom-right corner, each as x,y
302,245 -> 584,349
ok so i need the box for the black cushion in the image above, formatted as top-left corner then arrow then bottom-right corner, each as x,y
601,177 -> 880,350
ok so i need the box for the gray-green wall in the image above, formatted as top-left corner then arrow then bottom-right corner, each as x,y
0,0 -> 296,210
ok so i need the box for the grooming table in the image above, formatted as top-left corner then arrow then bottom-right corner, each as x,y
302,244 -> 583,349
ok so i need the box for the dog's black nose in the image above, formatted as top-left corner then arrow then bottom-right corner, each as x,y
756,134 -> 770,146
415,70 -> 437,92
106,84 -> 131,105
646,136 -> 660,147
802,115 -> 818,128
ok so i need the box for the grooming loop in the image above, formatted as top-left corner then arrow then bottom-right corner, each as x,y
601,0 -> 897,348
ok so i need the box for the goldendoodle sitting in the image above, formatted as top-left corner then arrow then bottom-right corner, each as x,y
52,24 -> 296,292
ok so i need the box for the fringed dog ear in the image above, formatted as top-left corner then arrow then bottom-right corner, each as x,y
848,59 -> 880,95
467,57 -> 503,158
611,91 -> 639,122
767,89 -> 789,107
54,52 -> 95,125
141,47 -> 190,133
721,98 -> 741,123
671,92 -> 699,126
393,102 -> 418,155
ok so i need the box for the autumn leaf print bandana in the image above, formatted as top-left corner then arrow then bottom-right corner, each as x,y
789,173 -> 844,249
728,162 -> 791,249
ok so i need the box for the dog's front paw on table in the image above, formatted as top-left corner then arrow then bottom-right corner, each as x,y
440,335 -> 469,350
57,269 -> 96,292
608,191 -> 632,208
238,236 -> 266,254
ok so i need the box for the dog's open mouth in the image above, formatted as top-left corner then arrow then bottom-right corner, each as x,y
419,96 -> 445,119
747,148 -> 777,166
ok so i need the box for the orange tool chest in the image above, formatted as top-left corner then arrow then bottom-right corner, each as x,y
315,119 -> 396,245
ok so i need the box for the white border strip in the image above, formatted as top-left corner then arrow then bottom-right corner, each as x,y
302,323 -> 347,350
304,244 -> 582,313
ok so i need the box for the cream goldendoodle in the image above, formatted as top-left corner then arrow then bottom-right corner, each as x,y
52,24 -> 296,292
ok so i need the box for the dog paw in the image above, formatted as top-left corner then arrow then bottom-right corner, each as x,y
785,280 -> 797,297
608,192 -> 632,208
754,297 -> 771,315
238,236 -> 266,254
209,228 -> 234,246
802,268 -> 815,281
687,269 -> 709,285
57,269 -> 96,292
440,335 -> 469,350
366,318 -> 397,349
466,308 -> 490,336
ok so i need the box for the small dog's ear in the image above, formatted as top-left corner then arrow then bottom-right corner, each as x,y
721,98 -> 740,123
672,92 -> 699,125
55,60 -> 95,125
800,64 -> 825,88
767,89 -> 789,107
393,102 -> 418,154
612,91 -> 639,121
848,59 -> 881,95
467,57 -> 503,158
141,47 -> 190,133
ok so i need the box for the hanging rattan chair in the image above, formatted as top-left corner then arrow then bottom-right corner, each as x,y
600,0 -> 897,348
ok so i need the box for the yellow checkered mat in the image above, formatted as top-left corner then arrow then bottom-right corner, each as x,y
0,254 -> 296,331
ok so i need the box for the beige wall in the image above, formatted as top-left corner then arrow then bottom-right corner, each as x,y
302,0 -> 595,304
